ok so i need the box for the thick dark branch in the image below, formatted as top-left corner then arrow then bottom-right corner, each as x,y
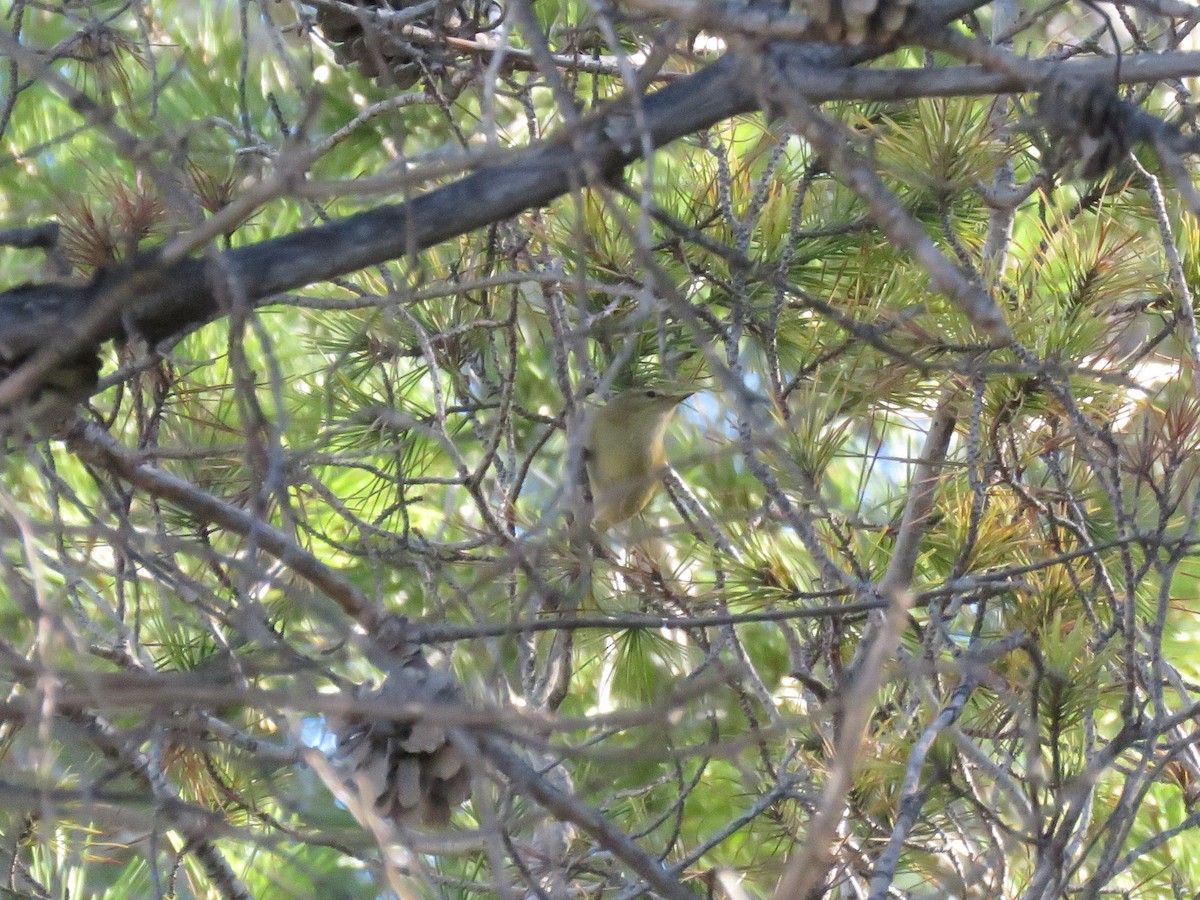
770,47 -> 1200,101
0,223 -> 59,250
0,0 -> 1060,409
0,52 -> 756,395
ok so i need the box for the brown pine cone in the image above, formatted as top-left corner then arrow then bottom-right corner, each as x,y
801,0 -> 915,45
312,0 -> 501,89
332,657 -> 472,827
1036,77 -> 1133,180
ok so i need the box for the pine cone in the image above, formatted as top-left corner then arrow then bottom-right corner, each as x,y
332,658 -> 472,827
801,0 -> 914,45
312,0 -> 501,89
1037,77 -> 1132,180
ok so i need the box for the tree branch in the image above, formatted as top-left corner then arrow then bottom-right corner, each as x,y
64,419 -> 384,631
0,0 -> 997,411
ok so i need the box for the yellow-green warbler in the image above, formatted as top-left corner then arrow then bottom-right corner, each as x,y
584,388 -> 692,529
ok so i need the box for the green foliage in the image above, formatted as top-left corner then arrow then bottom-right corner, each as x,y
2,1 -> 1200,897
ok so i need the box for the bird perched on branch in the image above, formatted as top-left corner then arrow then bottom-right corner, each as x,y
584,388 -> 692,530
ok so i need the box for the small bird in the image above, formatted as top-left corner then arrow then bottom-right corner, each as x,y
584,388 -> 692,529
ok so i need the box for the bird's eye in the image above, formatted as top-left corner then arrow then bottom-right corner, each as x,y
645,390 -> 658,398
